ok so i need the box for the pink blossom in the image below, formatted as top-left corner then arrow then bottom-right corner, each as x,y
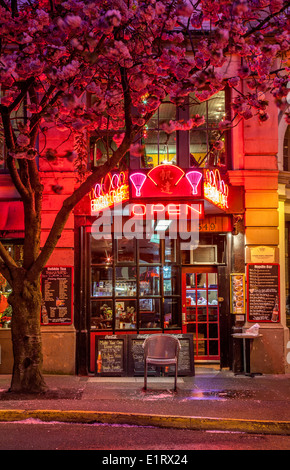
17,134 -> 30,147
130,143 -> 145,157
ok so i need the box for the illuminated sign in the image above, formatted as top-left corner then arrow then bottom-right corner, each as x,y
90,172 -> 129,214
204,169 -> 228,209
130,165 -> 202,198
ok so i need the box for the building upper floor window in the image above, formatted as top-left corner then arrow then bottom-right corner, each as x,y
283,125 -> 290,172
90,90 -> 227,171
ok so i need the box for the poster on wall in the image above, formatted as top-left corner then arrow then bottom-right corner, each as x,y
247,263 -> 280,323
230,273 -> 245,314
41,266 -> 73,325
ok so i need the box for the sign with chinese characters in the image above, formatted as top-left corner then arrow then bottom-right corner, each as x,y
90,172 -> 129,214
204,169 -> 229,210
130,165 -> 203,199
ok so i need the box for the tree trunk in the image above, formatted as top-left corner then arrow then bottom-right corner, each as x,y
8,277 -> 47,393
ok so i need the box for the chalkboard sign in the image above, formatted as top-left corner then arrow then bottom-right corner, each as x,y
41,266 -> 73,325
95,335 -> 127,376
247,263 -> 280,323
127,334 -> 195,377
127,335 -> 157,376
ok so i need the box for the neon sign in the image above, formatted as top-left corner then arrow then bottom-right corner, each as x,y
130,165 -> 202,198
185,171 -> 203,195
204,169 -> 228,209
90,172 -> 129,214
131,203 -> 204,217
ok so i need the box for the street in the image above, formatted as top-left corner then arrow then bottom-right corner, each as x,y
1,420 -> 289,451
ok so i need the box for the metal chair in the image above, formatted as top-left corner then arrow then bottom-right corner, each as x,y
143,334 -> 181,391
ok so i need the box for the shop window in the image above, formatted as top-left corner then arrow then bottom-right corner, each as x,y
115,266 -> 137,297
165,238 -> 177,263
116,299 -> 137,329
283,126 -> 290,172
138,237 -> 160,264
0,243 -> 23,329
91,267 -> 113,297
91,300 -> 113,330
117,237 -> 135,263
163,266 -> 179,295
91,237 -> 112,264
164,297 -> 180,329
139,266 -> 160,295
139,298 -> 161,329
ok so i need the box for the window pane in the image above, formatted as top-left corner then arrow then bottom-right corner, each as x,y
91,237 -> 112,264
91,267 -> 113,297
142,100 -> 177,168
139,267 -> 160,295
163,266 -> 179,295
115,266 -> 137,297
165,238 -> 176,263
117,237 -> 135,263
91,300 -> 113,330
164,297 -> 180,329
116,299 -> 136,329
207,91 -> 225,127
139,298 -> 161,329
190,130 -> 207,167
139,238 -> 160,264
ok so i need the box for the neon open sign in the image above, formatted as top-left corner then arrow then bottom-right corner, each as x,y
204,169 -> 228,209
90,172 -> 129,214
132,203 -> 203,217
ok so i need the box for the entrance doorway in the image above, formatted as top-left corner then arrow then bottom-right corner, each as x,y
182,267 -> 220,362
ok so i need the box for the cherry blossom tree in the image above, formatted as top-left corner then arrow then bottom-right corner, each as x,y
0,0 -> 289,392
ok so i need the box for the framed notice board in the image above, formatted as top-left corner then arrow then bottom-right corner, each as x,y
95,335 -> 127,376
41,266 -> 73,325
247,263 -> 280,323
127,334 -> 195,377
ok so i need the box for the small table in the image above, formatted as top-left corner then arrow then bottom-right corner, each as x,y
232,333 -> 263,377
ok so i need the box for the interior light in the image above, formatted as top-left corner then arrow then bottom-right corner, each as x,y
155,220 -> 172,231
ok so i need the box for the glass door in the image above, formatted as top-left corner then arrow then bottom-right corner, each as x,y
182,268 -> 220,361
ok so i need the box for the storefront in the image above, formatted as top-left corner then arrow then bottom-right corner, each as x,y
74,164 -> 243,375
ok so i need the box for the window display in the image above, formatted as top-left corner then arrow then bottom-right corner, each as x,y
91,267 -> 113,297
89,234 -> 181,332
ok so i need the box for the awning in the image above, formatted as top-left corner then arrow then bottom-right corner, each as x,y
0,201 -> 24,235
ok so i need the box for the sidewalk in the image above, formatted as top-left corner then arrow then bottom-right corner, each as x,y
0,367 -> 289,435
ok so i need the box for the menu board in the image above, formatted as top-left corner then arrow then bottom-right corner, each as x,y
247,263 -> 280,322
230,273 -> 245,314
41,266 -> 73,325
95,335 -> 127,376
127,335 -> 157,376
127,334 -> 195,376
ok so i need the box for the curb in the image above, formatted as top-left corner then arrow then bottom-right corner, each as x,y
0,410 -> 290,435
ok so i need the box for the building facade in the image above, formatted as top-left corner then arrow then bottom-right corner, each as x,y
0,81 -> 289,376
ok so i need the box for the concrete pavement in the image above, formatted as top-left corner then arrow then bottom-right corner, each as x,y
0,367 -> 289,435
